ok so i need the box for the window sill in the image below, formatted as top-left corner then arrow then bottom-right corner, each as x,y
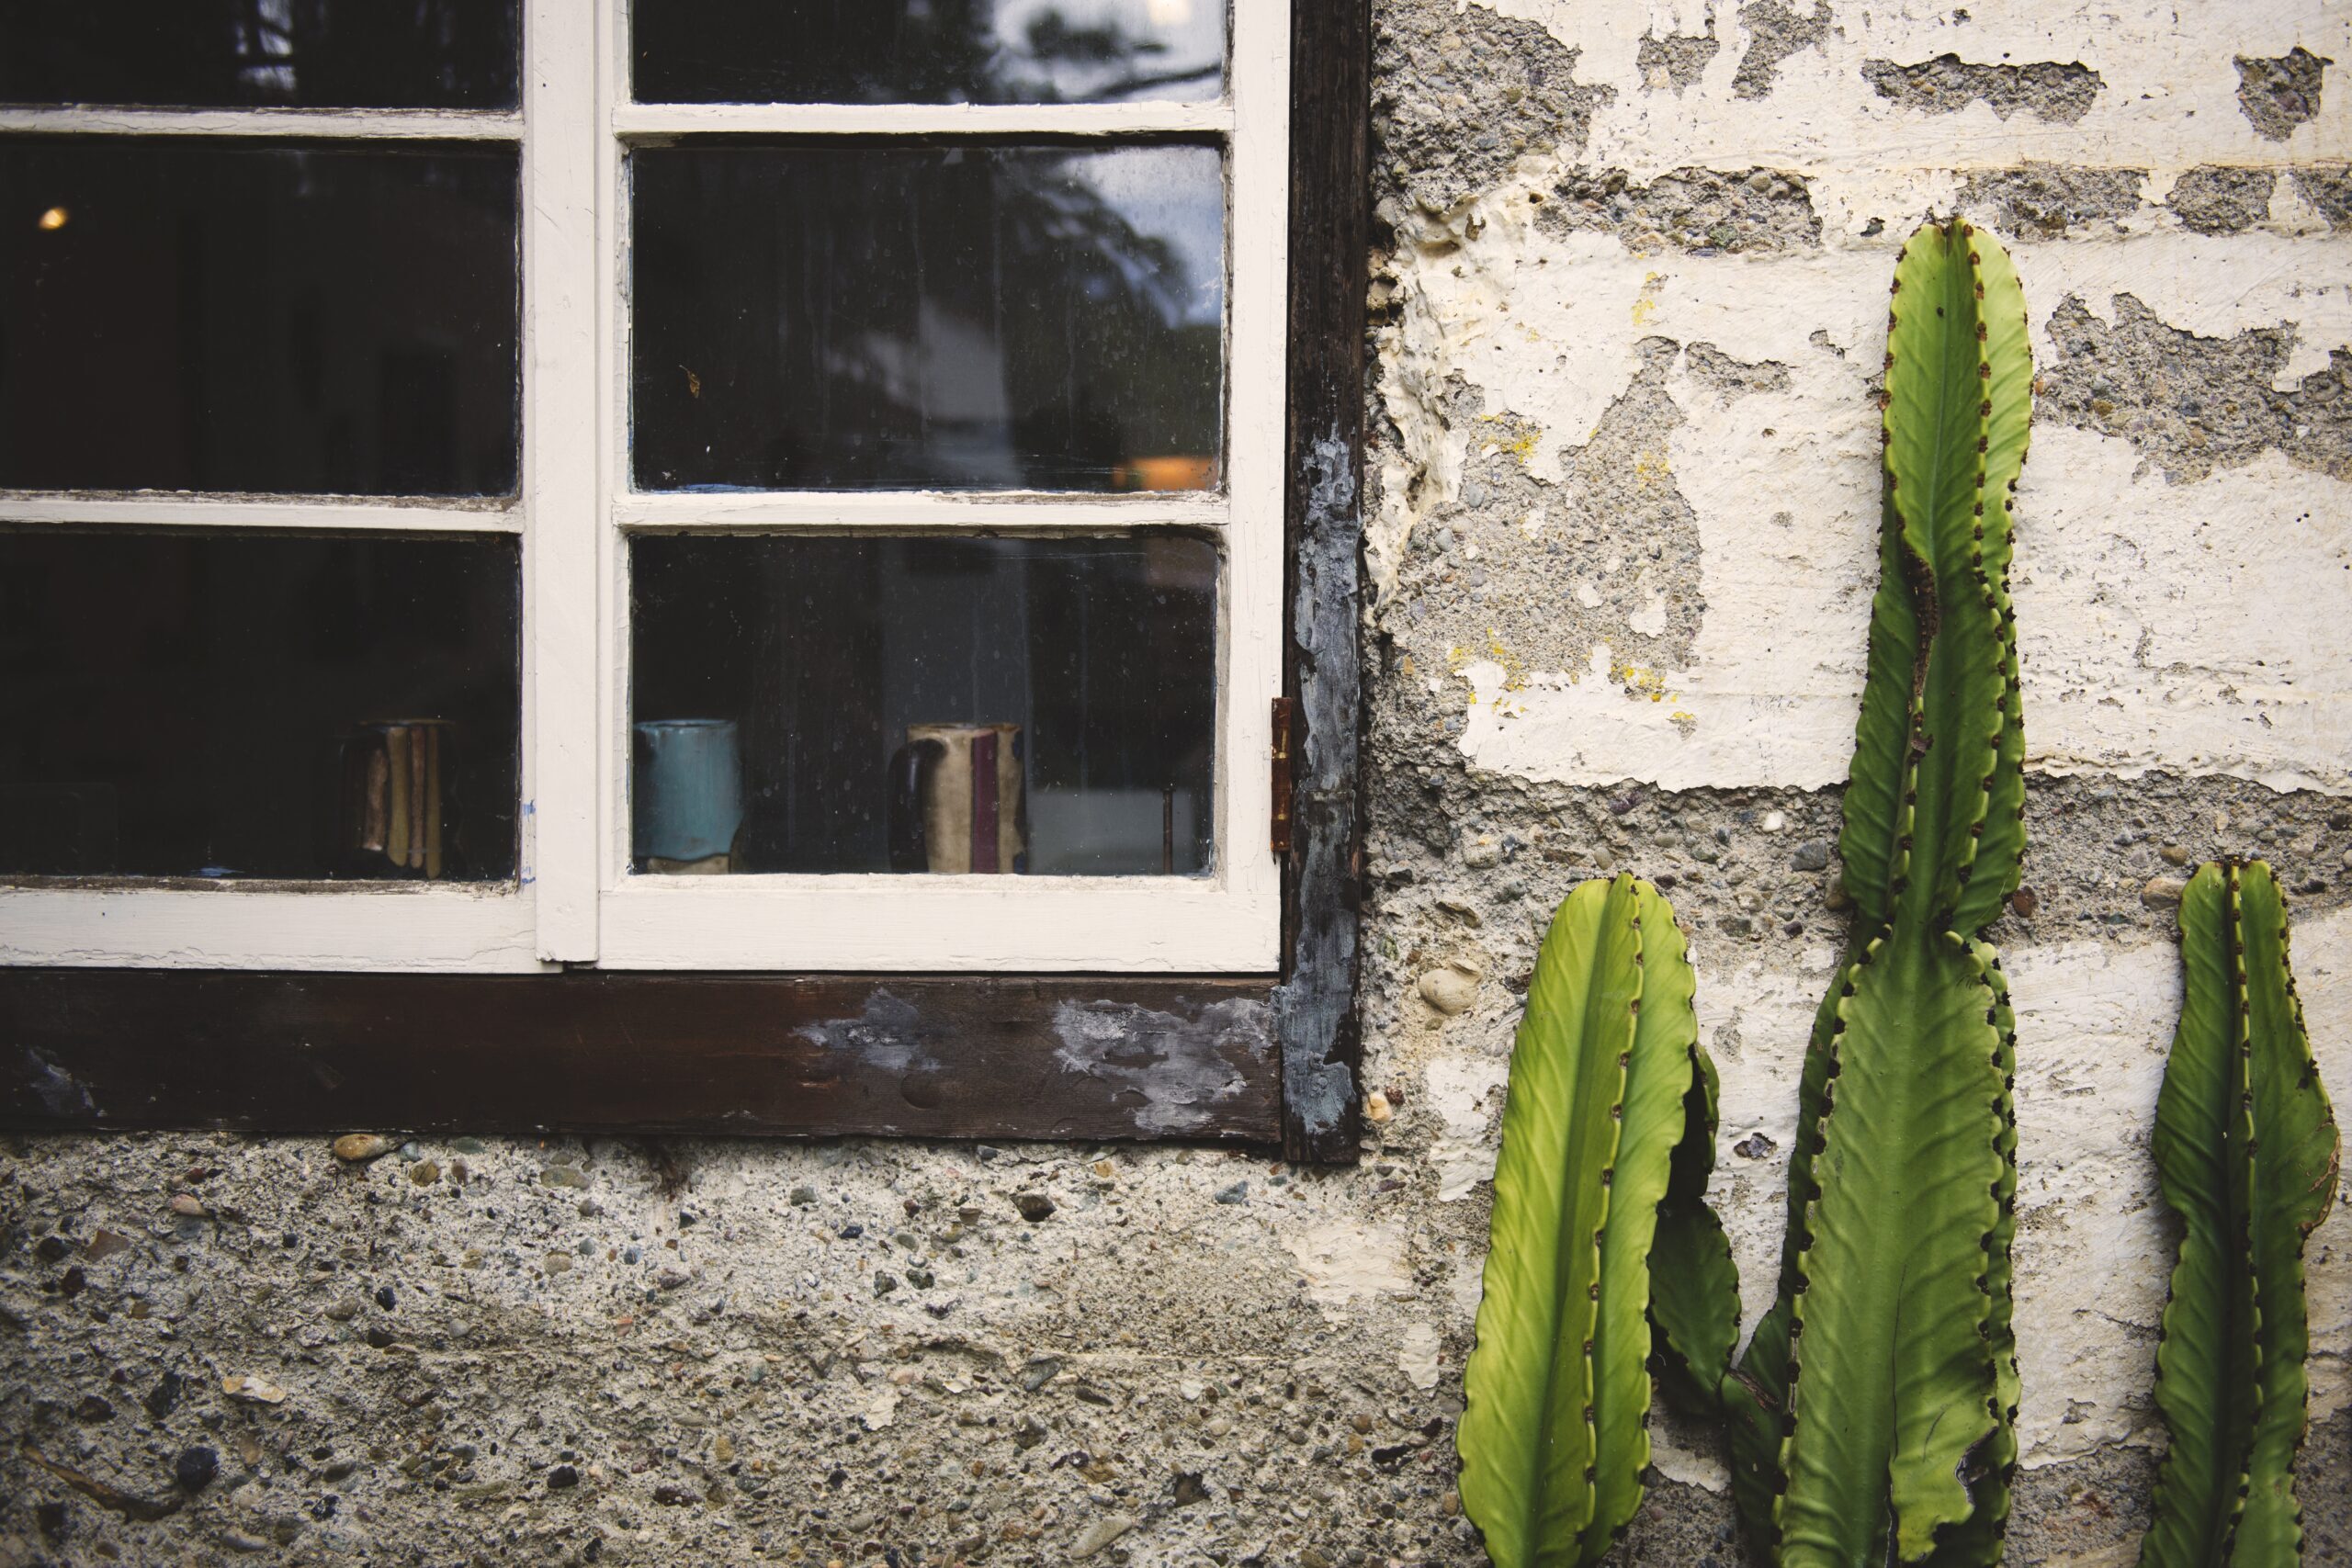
0,968 -> 1281,1145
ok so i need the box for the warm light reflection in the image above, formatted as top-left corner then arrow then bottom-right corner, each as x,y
1147,0 -> 1194,24
37,206 -> 68,231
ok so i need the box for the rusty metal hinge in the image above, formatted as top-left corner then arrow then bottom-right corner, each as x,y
1271,697 -> 1295,858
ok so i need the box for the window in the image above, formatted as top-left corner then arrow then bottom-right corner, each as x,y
1,0 -> 1290,975
0,1 -> 1368,1155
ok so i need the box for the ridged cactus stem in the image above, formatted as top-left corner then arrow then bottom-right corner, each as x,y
1696,218 -> 2033,1567
2140,861 -> 2339,1568
1455,875 -> 1720,1568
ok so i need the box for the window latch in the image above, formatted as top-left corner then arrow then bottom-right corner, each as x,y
1271,697 -> 1295,858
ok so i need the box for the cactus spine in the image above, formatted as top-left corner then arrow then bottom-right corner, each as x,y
1455,875 -> 1719,1568
2140,861 -> 2339,1568
1693,218 -> 2034,1566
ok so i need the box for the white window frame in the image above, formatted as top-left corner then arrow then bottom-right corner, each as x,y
0,0 -> 1289,976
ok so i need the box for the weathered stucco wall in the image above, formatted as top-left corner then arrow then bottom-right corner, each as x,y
6,3 -> 2352,1564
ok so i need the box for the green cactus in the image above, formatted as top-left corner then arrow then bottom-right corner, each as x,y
1666,217 -> 2035,1566
2140,861 -> 2339,1568
1455,874 -> 1720,1568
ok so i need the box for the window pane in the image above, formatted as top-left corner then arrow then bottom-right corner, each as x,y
630,536 -> 1216,876
1,0 -> 519,110
1,141 -> 518,496
630,144 -> 1223,492
633,0 -> 1224,107
0,530 -> 520,881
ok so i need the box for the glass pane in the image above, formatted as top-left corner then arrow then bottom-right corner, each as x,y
630,535 -> 1216,876
2,0 -> 519,110
1,141 -> 519,496
633,0 -> 1224,107
630,143 -> 1223,492
0,529 -> 520,881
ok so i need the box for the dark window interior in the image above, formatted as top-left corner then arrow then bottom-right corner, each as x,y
0,140 -> 519,496
0,528 -> 521,880
0,0 -> 520,110
630,534 -> 1216,876
632,0 -> 1225,107
629,142 -> 1223,493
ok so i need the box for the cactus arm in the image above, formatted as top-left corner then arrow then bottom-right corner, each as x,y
1776,933 -> 2005,1566
2142,862 -> 2340,1568
1459,875 -> 1711,1567
2141,863 -> 2259,1568
1651,1038 -> 1741,1418
1927,942 -> 2021,1568
2233,862 -> 2339,1562
1882,220 -> 2023,941
1580,884 -> 1710,1559
1457,875 -> 1632,1568
1836,503 -> 1925,935
1948,232 -> 2034,935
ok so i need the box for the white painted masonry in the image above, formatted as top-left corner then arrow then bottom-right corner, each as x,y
1374,0 -> 2352,1500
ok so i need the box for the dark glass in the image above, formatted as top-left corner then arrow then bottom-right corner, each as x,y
633,0 -> 1224,106
630,143 -> 1223,492
2,0 -> 519,110
0,529 -> 521,880
1,141 -> 519,496
631,535 -> 1216,875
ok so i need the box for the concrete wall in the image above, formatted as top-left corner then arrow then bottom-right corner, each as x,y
5,3 -> 2350,1564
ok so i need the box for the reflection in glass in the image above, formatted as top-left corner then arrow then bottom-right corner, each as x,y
634,0 -> 1224,106
630,536 -> 1216,875
1,141 -> 519,496
631,143 -> 1222,492
0,530 -> 521,880
1,0 -> 519,109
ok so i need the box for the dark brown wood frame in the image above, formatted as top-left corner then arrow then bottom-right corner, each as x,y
0,0 -> 1372,1158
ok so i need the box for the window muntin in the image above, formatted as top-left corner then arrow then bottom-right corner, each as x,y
0,0 -> 1287,974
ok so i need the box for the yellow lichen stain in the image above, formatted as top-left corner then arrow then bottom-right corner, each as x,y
1473,412 -> 1542,468
1630,271 -> 1666,329
1608,659 -> 1679,709
1483,629 -> 1528,694
1634,449 -> 1672,488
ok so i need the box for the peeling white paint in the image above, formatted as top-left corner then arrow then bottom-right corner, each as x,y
1284,1222 -> 1413,1310
1487,0 -> 2349,198
1378,178 -> 2352,793
1397,1321 -> 1444,1390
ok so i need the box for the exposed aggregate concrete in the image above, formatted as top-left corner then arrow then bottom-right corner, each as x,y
2163,165 -> 2278,235
1537,167 -> 1821,254
2041,294 -> 2352,483
1861,55 -> 2107,124
1374,5 -> 1608,214
1636,17 -> 1721,96
2292,165 -> 2352,231
2235,46 -> 2333,141
1957,165 -> 2147,239
1730,0 -> 1833,101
